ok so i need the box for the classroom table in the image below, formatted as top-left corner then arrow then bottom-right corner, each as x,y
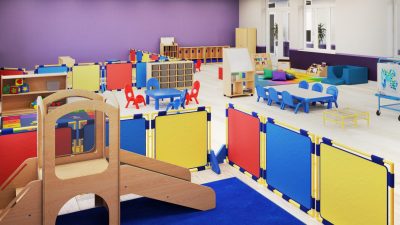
145,88 -> 182,110
264,85 -> 334,113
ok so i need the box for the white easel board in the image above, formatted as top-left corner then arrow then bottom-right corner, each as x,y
224,48 -> 254,72
377,62 -> 400,97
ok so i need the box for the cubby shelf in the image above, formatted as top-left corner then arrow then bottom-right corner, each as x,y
146,61 -> 194,90
177,46 -> 229,63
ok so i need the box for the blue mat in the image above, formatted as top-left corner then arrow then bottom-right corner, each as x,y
57,178 -> 303,225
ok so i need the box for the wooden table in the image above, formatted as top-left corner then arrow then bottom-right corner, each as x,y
145,88 -> 182,110
264,85 -> 334,113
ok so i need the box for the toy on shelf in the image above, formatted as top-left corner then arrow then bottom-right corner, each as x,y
15,78 -> 23,86
2,84 -> 10,94
21,83 -> 29,93
31,100 -> 38,110
10,86 -> 19,94
307,62 -> 327,77
50,101 -> 62,107
0,90 -> 215,225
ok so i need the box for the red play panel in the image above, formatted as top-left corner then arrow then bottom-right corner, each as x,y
106,63 -> 132,90
0,69 -> 26,97
0,128 -> 72,185
228,108 -> 260,178
0,69 -> 25,75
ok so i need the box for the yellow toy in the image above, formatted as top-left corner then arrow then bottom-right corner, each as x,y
15,78 -> 23,86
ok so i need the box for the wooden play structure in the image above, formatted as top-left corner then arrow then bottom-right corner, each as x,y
0,90 -> 215,225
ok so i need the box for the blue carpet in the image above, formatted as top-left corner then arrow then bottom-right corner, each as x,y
57,178 -> 304,225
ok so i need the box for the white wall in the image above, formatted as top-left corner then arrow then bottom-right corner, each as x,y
239,0 -> 266,46
335,0 -> 394,57
239,0 -> 395,57
288,0 -> 304,49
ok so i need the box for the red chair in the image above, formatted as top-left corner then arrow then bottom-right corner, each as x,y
195,60 -> 202,72
186,80 -> 200,105
124,84 -> 146,109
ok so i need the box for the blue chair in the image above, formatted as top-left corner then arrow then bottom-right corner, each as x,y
267,88 -> 281,106
298,80 -> 309,89
166,89 -> 187,111
312,83 -> 323,92
325,86 -> 339,108
256,85 -> 268,102
311,83 -> 324,106
146,78 -> 160,90
280,91 -> 303,114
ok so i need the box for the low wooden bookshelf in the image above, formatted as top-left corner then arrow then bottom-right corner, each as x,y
177,46 -> 229,63
1,73 -> 67,116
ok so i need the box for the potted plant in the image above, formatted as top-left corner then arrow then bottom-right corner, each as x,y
273,23 -> 279,46
318,23 -> 326,49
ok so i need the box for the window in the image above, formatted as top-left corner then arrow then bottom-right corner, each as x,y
304,0 -> 335,52
267,0 -> 290,58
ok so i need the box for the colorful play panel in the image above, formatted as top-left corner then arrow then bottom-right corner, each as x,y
227,105 -> 262,179
35,65 -> 69,74
105,62 -> 133,91
0,127 -> 73,185
152,107 -> 210,169
318,138 -> 394,225
71,63 -> 101,92
225,103 -> 395,225
266,120 -> 315,214
56,178 -> 304,225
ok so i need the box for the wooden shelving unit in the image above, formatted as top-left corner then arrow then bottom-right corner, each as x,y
253,53 -> 273,71
236,28 -> 257,55
177,46 -> 229,63
146,61 -> 193,90
160,43 -> 179,58
1,73 -> 67,116
223,48 -> 255,97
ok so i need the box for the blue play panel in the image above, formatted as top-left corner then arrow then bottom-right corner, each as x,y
57,178 -> 303,225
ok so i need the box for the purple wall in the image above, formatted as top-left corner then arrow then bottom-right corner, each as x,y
0,0 -> 239,69
290,49 -> 379,81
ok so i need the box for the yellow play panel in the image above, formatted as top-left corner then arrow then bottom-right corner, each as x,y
72,64 -> 100,91
320,143 -> 388,225
154,111 -> 208,169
